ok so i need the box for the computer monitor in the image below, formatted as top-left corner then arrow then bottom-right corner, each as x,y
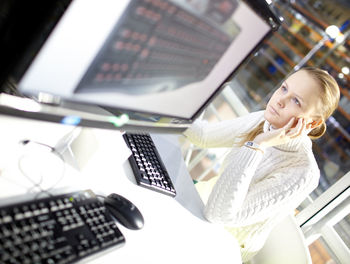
1,0 -> 280,133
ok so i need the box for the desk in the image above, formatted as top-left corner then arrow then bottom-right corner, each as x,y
0,115 -> 242,264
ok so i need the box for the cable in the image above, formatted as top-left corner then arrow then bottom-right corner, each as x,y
18,139 -> 66,199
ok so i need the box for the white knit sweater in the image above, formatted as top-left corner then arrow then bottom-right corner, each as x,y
184,111 -> 320,262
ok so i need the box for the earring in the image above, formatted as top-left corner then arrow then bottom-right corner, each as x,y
310,120 -> 323,128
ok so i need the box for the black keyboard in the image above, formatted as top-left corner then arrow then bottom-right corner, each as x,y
123,133 -> 176,197
0,190 -> 125,264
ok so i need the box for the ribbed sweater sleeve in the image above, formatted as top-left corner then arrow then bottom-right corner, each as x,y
183,111 -> 264,148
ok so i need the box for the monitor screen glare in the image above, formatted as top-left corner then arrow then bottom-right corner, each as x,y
18,0 -> 272,123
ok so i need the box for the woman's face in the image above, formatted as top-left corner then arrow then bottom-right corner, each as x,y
264,70 -> 322,129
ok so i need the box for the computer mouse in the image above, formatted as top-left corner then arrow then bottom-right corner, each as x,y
104,193 -> 144,230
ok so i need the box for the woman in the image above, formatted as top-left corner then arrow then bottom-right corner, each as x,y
184,67 -> 340,262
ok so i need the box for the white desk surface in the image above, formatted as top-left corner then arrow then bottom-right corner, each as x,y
0,115 -> 242,264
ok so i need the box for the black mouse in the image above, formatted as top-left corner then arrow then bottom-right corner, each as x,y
104,193 -> 144,230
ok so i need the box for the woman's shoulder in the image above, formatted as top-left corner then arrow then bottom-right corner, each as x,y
268,138 -> 319,178
277,143 -> 320,185
283,141 -> 319,169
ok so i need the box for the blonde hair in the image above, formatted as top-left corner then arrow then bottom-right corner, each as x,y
238,67 -> 340,145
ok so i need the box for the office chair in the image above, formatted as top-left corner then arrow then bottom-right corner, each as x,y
247,214 -> 312,264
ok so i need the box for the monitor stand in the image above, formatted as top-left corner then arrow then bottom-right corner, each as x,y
54,126 -> 99,170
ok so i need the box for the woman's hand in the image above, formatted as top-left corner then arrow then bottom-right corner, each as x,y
253,117 -> 306,149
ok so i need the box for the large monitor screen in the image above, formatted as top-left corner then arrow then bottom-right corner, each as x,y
7,0 -> 279,132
